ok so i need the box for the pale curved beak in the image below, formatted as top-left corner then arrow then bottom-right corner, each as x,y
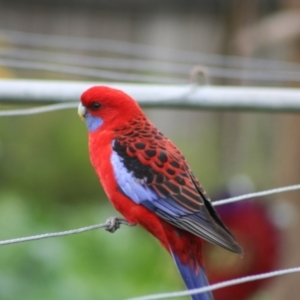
78,103 -> 87,120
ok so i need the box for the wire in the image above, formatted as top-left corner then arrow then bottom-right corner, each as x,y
125,267 -> 300,300
2,29 -> 300,71
0,223 -> 108,246
213,183 -> 300,206
0,58 -> 184,84
0,179 -> 297,298
0,183 -> 298,245
1,29 -> 299,300
1,47 -> 300,83
208,67 -> 300,83
0,47 -> 188,75
0,102 -> 77,116
0,219 -> 134,246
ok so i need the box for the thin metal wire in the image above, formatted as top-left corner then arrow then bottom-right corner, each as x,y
0,223 -> 108,246
0,49 -> 298,295
0,47 -> 188,75
0,183 -> 298,246
0,156 -> 297,298
1,47 -> 300,83
208,66 -> 300,83
2,29 -> 300,71
0,58 -> 184,84
0,102 -> 77,116
125,267 -> 300,300
1,29 -> 300,300
0,219 -> 135,246
213,183 -> 300,206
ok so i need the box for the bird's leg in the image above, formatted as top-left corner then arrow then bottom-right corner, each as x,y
105,216 -> 137,233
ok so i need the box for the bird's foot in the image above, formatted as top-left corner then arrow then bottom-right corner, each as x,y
105,216 -> 136,233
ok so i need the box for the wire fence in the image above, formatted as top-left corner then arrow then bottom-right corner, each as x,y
1,29 -> 300,85
0,184 -> 299,246
0,183 -> 299,299
1,84 -> 300,298
1,83 -> 300,298
1,49 -> 300,83
1,29 -> 300,300
2,29 -> 300,72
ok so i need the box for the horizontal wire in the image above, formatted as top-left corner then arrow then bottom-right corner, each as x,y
0,183 -> 298,246
125,266 -> 300,300
1,48 -> 300,83
213,183 -> 300,206
0,47 -> 187,75
0,223 -> 108,246
0,219 -> 134,246
2,29 -> 300,71
0,102 -> 77,116
0,29 -> 299,300
208,67 -> 300,83
0,58 -> 184,84
0,180 -> 297,298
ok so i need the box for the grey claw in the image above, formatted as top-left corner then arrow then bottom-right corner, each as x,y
105,217 -> 136,233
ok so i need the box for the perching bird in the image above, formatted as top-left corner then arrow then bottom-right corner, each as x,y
78,86 -> 242,300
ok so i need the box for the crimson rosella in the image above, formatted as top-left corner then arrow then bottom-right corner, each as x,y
78,86 -> 242,300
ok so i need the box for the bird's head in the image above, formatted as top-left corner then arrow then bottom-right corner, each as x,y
78,86 -> 142,132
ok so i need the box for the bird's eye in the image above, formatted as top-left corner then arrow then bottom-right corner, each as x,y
89,102 -> 101,111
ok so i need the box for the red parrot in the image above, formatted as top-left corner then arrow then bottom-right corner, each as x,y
78,86 -> 242,300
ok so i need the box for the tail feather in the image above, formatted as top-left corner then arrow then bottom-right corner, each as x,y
172,251 -> 214,300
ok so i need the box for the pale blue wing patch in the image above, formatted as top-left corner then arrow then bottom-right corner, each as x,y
111,149 -> 158,204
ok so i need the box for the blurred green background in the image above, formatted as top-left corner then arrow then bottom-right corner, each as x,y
0,1 -> 300,299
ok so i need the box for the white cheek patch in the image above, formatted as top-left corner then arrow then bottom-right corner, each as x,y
85,113 -> 103,132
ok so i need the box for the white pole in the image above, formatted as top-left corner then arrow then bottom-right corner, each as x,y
0,79 -> 300,112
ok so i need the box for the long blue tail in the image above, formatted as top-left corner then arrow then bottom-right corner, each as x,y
172,252 -> 214,300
